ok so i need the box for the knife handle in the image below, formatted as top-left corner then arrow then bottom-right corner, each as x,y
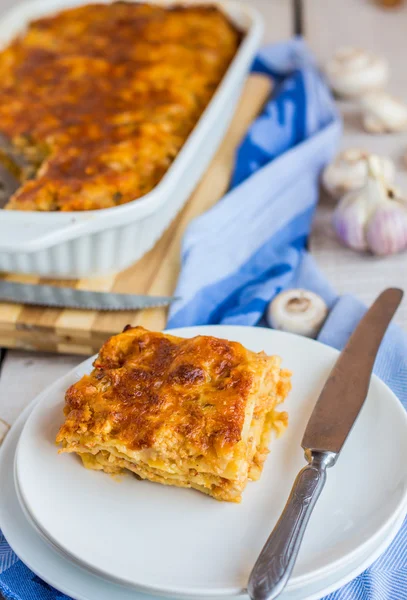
247,451 -> 336,600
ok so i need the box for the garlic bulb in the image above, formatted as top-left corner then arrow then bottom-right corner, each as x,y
322,149 -> 395,200
362,92 -> 407,133
333,155 -> 407,255
267,289 -> 328,339
325,47 -> 388,98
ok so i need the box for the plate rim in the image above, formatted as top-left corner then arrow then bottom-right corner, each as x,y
12,325 -> 407,597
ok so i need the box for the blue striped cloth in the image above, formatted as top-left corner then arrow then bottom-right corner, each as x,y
1,39 -> 406,600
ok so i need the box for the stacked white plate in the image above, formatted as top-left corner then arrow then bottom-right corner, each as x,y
1,326 -> 407,600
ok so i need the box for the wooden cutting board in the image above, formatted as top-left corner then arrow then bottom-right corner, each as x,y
0,75 -> 272,356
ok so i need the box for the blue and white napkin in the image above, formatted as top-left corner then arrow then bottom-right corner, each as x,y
1,39 -> 406,600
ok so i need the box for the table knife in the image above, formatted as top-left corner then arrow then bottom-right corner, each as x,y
248,287 -> 403,600
0,280 -> 177,311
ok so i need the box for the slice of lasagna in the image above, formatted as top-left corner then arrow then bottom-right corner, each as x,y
56,326 -> 291,502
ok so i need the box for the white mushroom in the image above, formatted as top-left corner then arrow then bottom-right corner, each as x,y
325,47 -> 388,98
322,149 -> 395,200
361,92 -> 407,133
267,290 -> 328,338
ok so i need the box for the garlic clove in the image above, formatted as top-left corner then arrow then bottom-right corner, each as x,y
325,47 -> 388,98
366,153 -> 393,181
322,148 -> 395,200
361,92 -> 407,133
267,289 -> 328,339
333,192 -> 370,251
366,204 -> 407,255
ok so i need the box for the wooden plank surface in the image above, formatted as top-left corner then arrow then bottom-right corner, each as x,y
253,0 -> 293,43
304,0 -> 407,329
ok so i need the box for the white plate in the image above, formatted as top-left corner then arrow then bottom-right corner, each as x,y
14,326 -> 407,598
0,397 -> 406,600
14,465 -> 407,600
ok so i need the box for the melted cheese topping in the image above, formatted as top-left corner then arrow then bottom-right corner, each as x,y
56,326 -> 291,502
0,3 -> 240,211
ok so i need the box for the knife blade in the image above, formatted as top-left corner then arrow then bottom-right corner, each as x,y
248,288 -> 403,600
0,280 -> 177,311
302,287 -> 403,454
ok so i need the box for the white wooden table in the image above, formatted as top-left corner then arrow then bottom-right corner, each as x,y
0,0 -> 406,441
305,0 -> 407,329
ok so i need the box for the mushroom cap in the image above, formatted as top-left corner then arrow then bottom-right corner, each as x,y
267,289 -> 328,338
325,47 -> 388,98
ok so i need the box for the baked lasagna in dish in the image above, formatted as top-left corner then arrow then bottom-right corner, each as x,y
0,3 -> 240,211
56,326 -> 291,502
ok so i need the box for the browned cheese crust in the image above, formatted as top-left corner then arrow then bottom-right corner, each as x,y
0,3 -> 240,211
56,326 -> 291,501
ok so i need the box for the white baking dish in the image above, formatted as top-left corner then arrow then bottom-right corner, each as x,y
0,0 -> 263,278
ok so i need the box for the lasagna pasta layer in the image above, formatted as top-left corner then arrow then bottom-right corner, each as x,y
56,326 -> 291,502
